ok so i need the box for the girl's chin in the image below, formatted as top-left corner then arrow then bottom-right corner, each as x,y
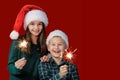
32,31 -> 40,34
32,33 -> 39,36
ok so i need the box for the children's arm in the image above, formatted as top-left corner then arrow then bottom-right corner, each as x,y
8,40 -> 23,75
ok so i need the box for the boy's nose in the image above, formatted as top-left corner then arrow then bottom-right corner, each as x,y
55,45 -> 59,49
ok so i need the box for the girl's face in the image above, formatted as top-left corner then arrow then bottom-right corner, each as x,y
28,20 -> 43,37
48,36 -> 67,59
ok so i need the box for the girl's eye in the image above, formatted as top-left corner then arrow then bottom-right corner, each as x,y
38,23 -> 42,25
30,22 -> 34,25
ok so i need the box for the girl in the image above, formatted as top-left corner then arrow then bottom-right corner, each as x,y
8,5 -> 49,80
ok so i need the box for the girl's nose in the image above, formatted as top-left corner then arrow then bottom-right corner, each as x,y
34,25 -> 38,29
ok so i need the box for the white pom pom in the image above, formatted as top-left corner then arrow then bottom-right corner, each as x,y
9,30 -> 19,40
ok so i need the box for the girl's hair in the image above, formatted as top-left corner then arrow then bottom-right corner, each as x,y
18,23 -> 47,55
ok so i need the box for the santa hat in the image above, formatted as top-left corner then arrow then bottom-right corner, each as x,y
10,4 -> 48,40
46,30 -> 69,47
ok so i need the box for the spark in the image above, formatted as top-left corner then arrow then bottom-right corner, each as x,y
18,40 -> 28,48
64,48 -> 77,60
66,52 -> 73,59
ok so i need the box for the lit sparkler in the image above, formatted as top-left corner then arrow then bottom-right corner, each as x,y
64,48 -> 77,61
18,39 -> 28,48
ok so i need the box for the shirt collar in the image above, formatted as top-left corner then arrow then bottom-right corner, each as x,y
49,57 -> 68,66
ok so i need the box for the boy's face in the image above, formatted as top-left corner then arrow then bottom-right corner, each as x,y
48,36 -> 67,59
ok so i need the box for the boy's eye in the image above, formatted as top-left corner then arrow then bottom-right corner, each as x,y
57,43 -> 61,45
51,44 -> 55,46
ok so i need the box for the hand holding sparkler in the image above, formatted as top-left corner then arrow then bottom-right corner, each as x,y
59,65 -> 68,78
15,57 -> 27,70
58,47 -> 78,79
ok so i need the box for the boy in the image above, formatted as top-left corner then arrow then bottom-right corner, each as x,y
38,30 -> 80,80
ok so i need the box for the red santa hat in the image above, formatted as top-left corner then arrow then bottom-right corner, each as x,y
10,4 -> 48,40
46,30 -> 69,47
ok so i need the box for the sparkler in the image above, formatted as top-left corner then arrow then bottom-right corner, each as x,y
18,39 -> 28,48
59,48 -> 77,67
63,48 -> 77,61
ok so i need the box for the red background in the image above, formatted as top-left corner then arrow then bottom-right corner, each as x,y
0,0 -> 120,80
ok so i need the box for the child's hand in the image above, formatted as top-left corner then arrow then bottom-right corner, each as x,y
15,57 -> 27,70
59,65 -> 68,78
40,55 -> 49,62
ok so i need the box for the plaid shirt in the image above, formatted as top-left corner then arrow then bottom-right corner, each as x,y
38,57 -> 80,80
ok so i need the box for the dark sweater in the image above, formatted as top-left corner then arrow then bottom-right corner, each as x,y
8,40 -> 42,80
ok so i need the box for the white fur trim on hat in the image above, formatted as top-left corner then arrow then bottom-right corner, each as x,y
9,30 -> 19,40
46,30 -> 69,47
24,10 -> 48,30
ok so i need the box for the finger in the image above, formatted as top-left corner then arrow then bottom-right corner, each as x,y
46,58 -> 49,62
22,59 -> 27,65
46,56 -> 49,62
40,57 -> 44,62
19,65 -> 24,70
22,60 -> 27,65
18,57 -> 25,62
21,57 -> 26,60
18,61 -> 26,69
15,62 -> 22,69
44,56 -> 49,62
63,65 -> 68,67
41,56 -> 47,62
60,65 -> 68,69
